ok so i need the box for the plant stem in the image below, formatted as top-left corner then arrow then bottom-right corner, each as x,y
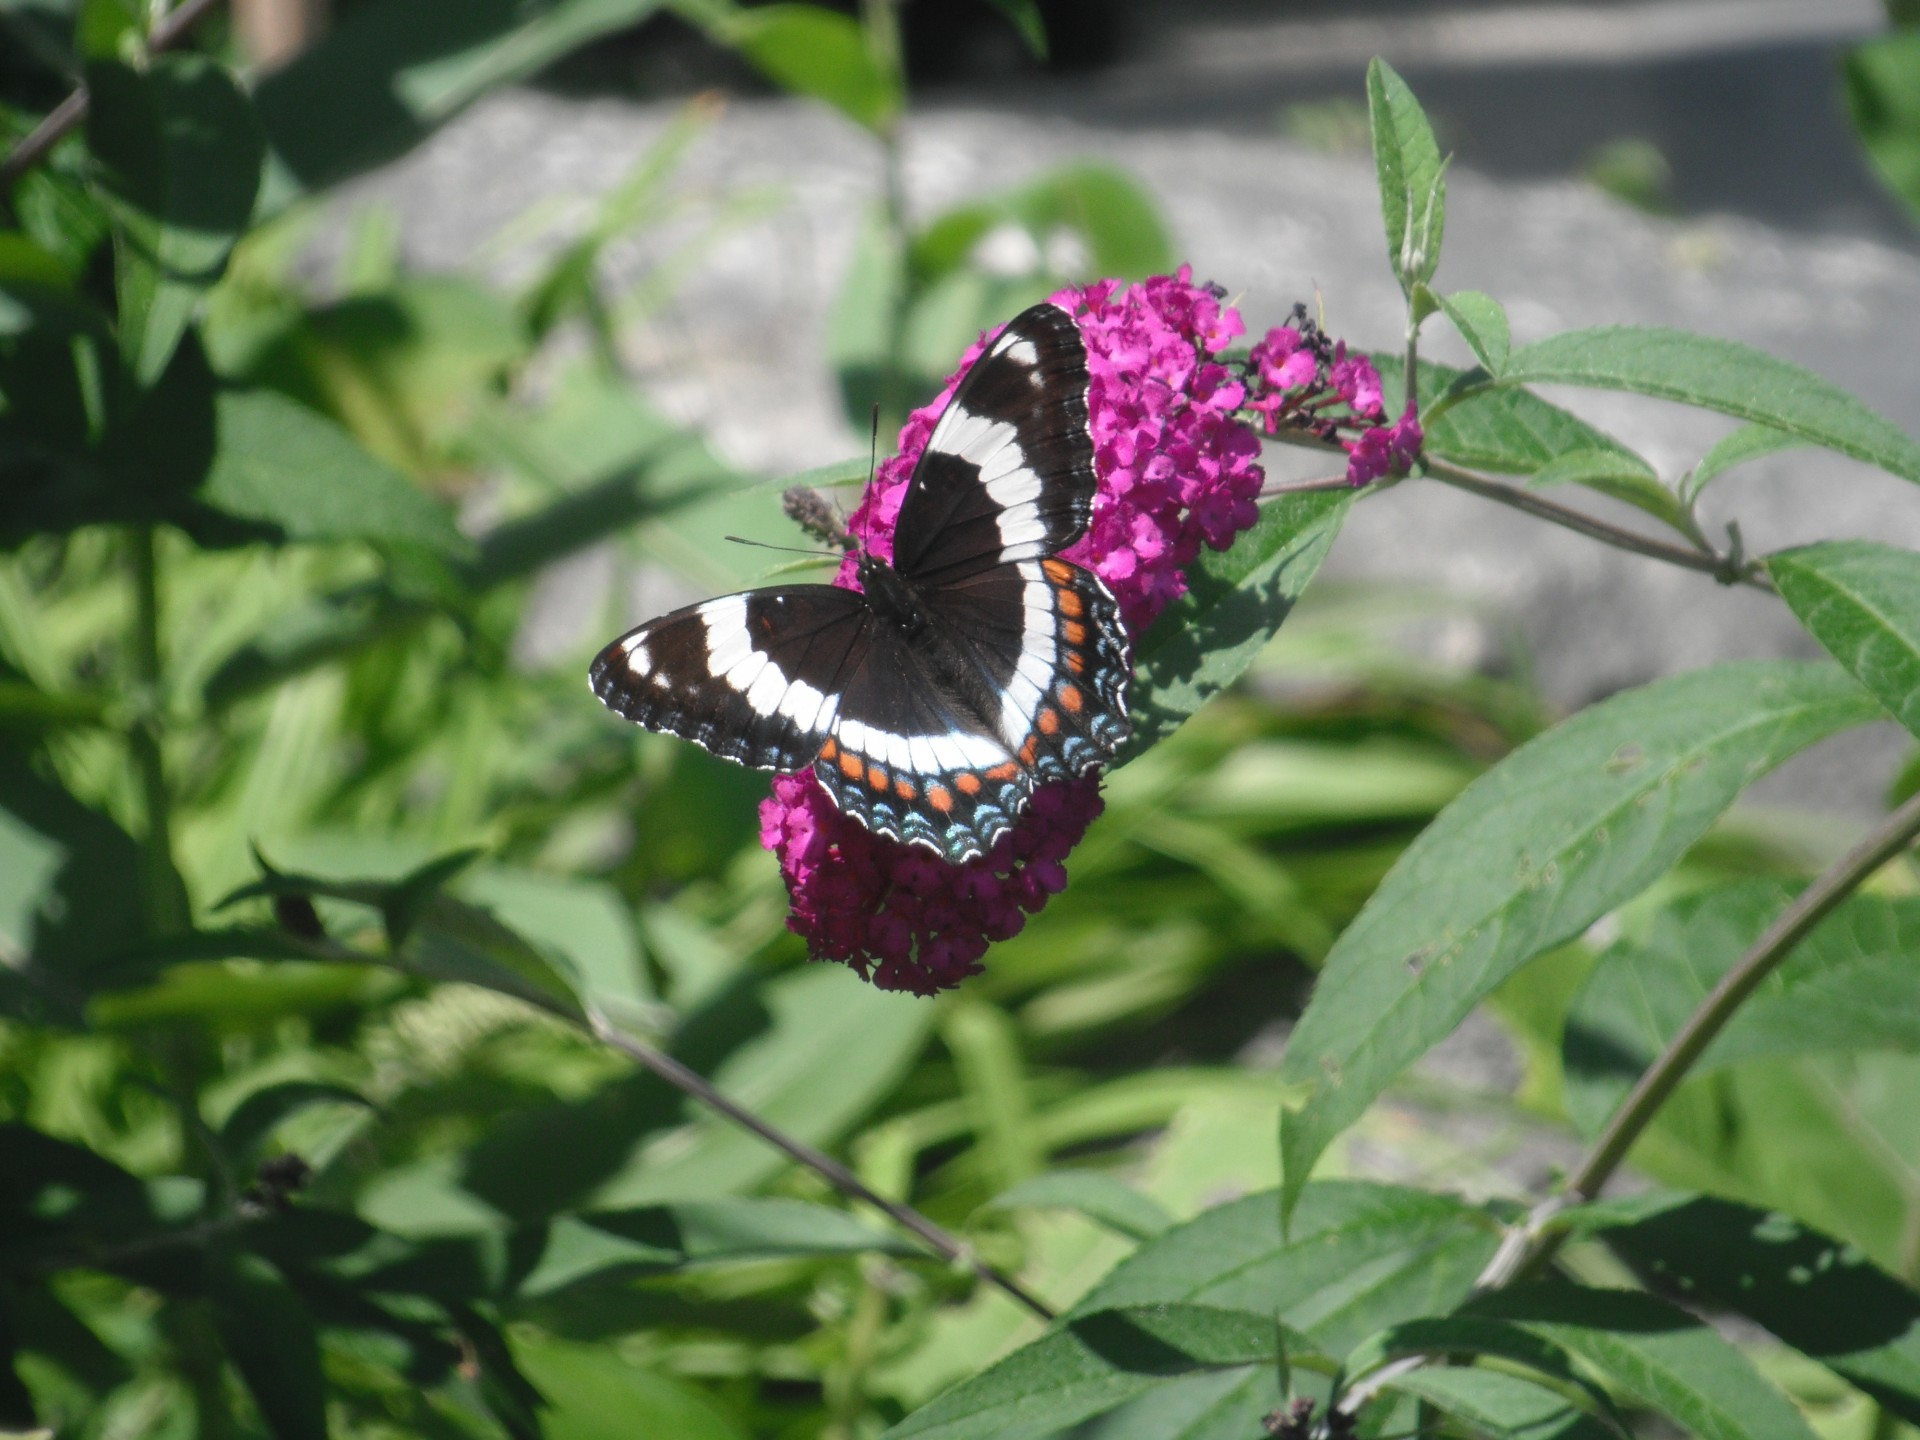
1423,457 -> 1771,591
586,1009 -> 1057,1323
1261,474 -> 1356,497
0,0 -> 229,194
1565,783 -> 1920,1201
129,526 -> 186,934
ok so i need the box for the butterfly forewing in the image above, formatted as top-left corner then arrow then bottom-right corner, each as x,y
890,303 -> 1096,585
590,586 -> 871,771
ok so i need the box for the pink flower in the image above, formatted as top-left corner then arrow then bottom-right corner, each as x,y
763,268 -> 1271,992
1241,308 -> 1423,488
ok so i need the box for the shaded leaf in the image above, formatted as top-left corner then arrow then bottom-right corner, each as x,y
1562,880 -> 1920,1135
254,0 -> 670,190
1467,1283 -> 1819,1440
1120,490 -> 1350,762
219,1081 -> 375,1164
85,55 -> 263,383
725,4 -> 901,133
1527,447 -> 1692,537
1591,1194 -> 1920,1424
981,0 -> 1047,59
1279,661 -> 1882,1215
1379,1367 -> 1612,1440
1770,540 -> 1920,739
882,1305 -> 1290,1440
986,1171 -> 1174,1241
513,1333 -> 745,1440
207,1252 -> 329,1440
1498,326 -> 1920,486
1843,30 -> 1920,227
202,390 -> 472,555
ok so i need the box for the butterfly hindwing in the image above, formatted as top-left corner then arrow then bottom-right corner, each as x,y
590,586 -> 871,771
890,302 -> 1096,586
811,556 -> 1130,863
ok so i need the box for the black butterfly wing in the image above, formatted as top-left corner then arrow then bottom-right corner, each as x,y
889,302 -> 1097,587
590,586 -> 872,771
813,557 -> 1132,863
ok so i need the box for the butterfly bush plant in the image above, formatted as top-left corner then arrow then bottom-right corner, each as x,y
9,4 -> 1920,1436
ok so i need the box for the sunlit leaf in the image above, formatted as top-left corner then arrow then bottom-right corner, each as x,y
1367,58 -> 1445,295
1279,661 -> 1882,1215
1771,540 -> 1920,739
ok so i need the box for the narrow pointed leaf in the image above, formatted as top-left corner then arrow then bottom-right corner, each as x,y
1498,327 -> 1920,486
1588,1194 -> 1920,1423
1436,290 -> 1510,374
1770,541 -> 1920,739
1683,423 -> 1805,502
1367,58 -> 1445,294
1279,661 -> 1881,1214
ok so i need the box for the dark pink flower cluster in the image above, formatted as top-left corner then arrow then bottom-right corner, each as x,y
761,770 -> 1103,994
761,268 -> 1270,993
1244,307 -> 1424,486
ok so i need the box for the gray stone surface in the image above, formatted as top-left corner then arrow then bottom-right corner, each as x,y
341,12 -> 1920,818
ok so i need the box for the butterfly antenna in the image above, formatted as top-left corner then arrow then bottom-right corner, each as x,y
723,535 -> 841,559
862,402 -> 882,555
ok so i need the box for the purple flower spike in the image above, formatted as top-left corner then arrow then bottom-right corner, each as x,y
764,268 -> 1271,992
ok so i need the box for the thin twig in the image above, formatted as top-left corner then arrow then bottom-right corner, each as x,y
586,1008 -> 1057,1323
1565,782 -> 1920,1201
0,0 -> 229,195
1423,458 -> 1771,591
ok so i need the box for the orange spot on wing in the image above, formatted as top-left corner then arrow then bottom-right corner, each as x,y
1058,587 -> 1085,618
927,784 -> 954,813
1066,650 -> 1087,674
840,751 -> 864,780
820,737 -> 839,762
985,762 -> 1019,782
869,764 -> 890,792
1042,558 -> 1073,584
1063,621 -> 1087,646
1038,707 -> 1060,735
895,776 -> 916,801
1059,684 -> 1084,713
1020,736 -> 1039,765
954,773 -> 982,795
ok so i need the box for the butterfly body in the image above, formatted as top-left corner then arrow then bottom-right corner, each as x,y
590,302 -> 1131,863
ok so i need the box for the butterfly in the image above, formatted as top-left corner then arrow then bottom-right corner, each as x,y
588,302 -> 1132,864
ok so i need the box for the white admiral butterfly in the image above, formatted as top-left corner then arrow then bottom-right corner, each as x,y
589,302 -> 1131,863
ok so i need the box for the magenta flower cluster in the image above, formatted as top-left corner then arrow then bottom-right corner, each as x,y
760,268 -> 1270,993
1244,309 -> 1424,486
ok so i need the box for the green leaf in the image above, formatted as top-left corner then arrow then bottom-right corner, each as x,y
207,1252 -> 329,1440
986,1171 -> 1175,1241
1119,490 -> 1350,762
882,1305 -> 1289,1440
202,390 -> 471,556
721,4 -> 901,133
1070,1369 -> 1283,1440
1347,1315 -> 1617,1422
0,740 -> 147,1025
1278,661 -> 1882,1215
1378,356 -> 1647,477
218,1081 -> 375,1164
1077,1181 -> 1500,1357
1592,1194 -> 1920,1423
514,1198 -> 911,1297
1366,58 -> 1446,295
1682,424 -> 1805,503
1467,1283 -> 1820,1440
513,1333 -> 748,1440
1527,447 -> 1693,538
910,164 -> 1173,288
1497,326 -> 1920,486
254,0 -> 671,190
981,0 -> 1047,59
1843,30 -> 1920,226
1770,541 -> 1920,739
1435,289 -> 1510,374
85,56 -> 263,384
1562,880 -> 1920,1135
1378,1367 -> 1611,1440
